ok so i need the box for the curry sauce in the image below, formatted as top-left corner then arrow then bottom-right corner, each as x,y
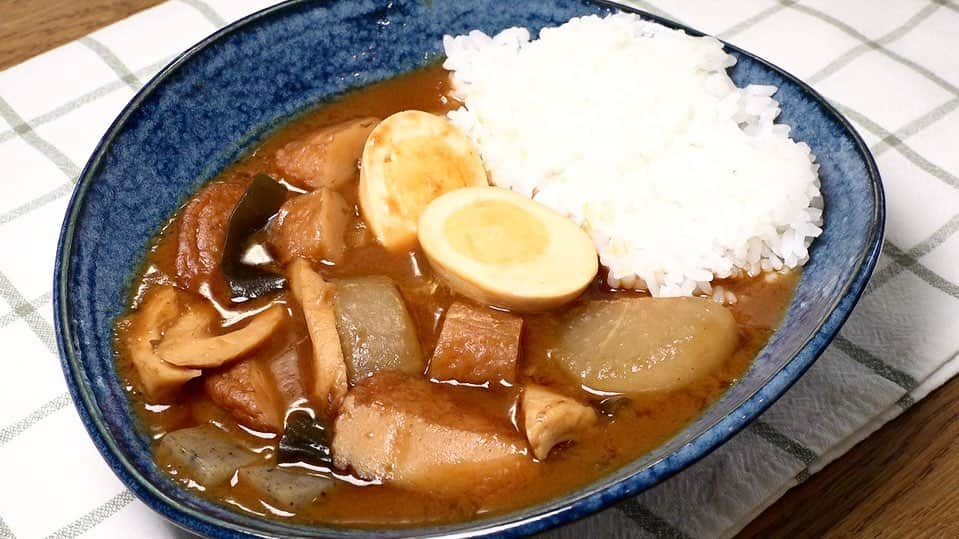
115,64 -> 799,527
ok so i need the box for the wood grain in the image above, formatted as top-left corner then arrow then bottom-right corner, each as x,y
740,378 -> 959,538
0,0 -> 164,70
4,1 -> 958,537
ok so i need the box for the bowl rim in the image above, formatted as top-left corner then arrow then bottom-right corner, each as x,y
53,0 -> 885,537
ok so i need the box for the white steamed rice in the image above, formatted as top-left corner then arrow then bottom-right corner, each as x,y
442,13 -> 823,298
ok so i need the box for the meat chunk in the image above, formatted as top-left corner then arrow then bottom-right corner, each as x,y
287,259 -> 348,414
204,358 -> 284,433
157,304 -> 287,369
275,117 -> 379,190
120,286 -> 201,401
332,372 -> 533,496
521,385 -> 597,460
175,178 -> 249,293
268,189 -> 351,265
333,276 -> 425,382
428,302 -> 523,385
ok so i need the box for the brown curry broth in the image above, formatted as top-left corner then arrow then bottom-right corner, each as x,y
116,64 -> 800,526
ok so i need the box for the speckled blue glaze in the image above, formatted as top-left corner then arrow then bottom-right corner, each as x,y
54,0 -> 883,537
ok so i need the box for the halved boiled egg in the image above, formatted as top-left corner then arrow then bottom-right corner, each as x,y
359,110 -> 488,252
418,187 -> 599,313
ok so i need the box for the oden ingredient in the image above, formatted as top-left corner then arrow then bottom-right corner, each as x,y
359,111 -> 488,252
204,358 -> 285,433
521,385 -> 597,460
553,297 -> 739,393
221,174 -> 288,300
275,117 -> 379,190
157,425 -> 261,485
332,276 -> 424,382
175,178 -> 250,294
429,301 -> 523,385
332,372 -> 533,496
268,189 -> 351,265
156,304 -> 287,369
238,466 -> 335,510
288,259 -> 348,414
120,286 -> 200,400
418,187 -> 598,312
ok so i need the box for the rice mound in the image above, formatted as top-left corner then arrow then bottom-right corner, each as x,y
442,13 -> 823,298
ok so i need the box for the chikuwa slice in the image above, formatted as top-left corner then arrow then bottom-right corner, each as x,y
359,110 -> 488,252
418,186 -> 598,312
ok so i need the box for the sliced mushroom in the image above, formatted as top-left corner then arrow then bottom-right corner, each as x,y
521,385 -> 597,460
287,259 -> 348,415
157,304 -> 287,368
121,286 -> 200,401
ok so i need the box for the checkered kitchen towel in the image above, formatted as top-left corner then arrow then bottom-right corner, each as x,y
1,1 -> 957,537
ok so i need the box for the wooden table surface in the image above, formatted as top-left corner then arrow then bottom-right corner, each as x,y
3,1 -> 957,537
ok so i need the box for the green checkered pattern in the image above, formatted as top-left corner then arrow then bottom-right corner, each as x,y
0,1 -> 956,537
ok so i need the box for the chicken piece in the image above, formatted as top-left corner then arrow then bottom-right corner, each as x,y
121,286 -> 200,401
287,259 -> 348,414
204,357 -> 284,433
275,117 -> 379,190
428,302 -> 523,385
521,385 -> 598,460
333,372 -> 533,496
268,189 -> 351,265
175,178 -> 249,293
158,304 -> 287,368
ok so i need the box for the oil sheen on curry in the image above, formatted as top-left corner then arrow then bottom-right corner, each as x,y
115,63 -> 800,527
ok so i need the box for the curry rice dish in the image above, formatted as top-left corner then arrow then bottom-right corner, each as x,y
115,14 -> 817,528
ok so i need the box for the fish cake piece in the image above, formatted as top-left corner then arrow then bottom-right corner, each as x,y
175,177 -> 250,293
268,189 -> 351,265
204,358 -> 284,433
274,117 -> 379,190
428,302 -> 523,386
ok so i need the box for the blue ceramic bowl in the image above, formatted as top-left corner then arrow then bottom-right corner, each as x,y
54,0 -> 884,537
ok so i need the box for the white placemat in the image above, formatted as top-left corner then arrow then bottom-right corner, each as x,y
1,1 -> 957,537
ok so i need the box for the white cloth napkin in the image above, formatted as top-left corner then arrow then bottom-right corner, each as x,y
1,1 -> 956,538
